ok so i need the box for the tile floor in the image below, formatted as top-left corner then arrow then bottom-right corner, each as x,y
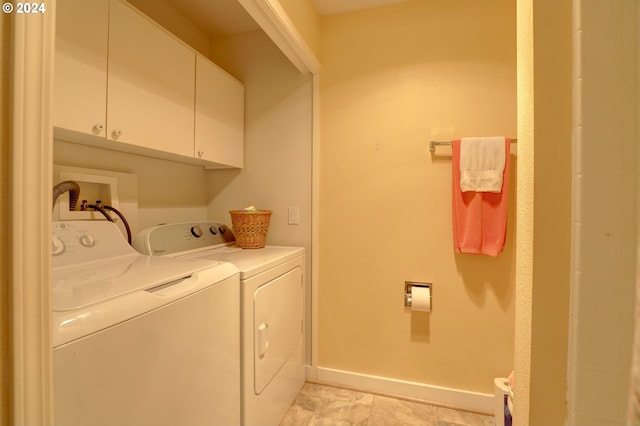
280,383 -> 496,426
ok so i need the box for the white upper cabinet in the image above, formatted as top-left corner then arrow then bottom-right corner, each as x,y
195,55 -> 244,168
107,0 -> 195,157
53,0 -> 109,136
53,0 -> 244,168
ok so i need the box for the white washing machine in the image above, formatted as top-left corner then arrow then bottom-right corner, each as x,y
135,221 -> 306,426
52,221 -> 241,426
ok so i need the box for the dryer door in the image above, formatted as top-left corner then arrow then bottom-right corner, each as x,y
253,266 -> 303,394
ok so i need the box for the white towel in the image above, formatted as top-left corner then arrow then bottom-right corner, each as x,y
459,137 -> 506,193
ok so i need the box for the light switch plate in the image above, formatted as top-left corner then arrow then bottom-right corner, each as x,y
288,206 -> 299,225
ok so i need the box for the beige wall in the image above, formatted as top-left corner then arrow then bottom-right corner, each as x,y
568,0 -> 637,424
515,2 -> 573,424
318,0 -> 516,394
0,9 -> 11,426
529,0 -> 573,424
514,0 -> 533,422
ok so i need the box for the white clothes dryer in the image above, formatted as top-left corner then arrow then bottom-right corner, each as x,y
135,221 -> 306,426
52,221 -> 241,426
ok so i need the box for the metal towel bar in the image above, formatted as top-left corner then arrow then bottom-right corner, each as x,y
429,138 -> 518,153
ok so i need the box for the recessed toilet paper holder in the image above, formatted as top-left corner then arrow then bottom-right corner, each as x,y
404,281 -> 432,308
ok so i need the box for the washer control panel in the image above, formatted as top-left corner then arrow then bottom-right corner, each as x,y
52,221 -> 135,267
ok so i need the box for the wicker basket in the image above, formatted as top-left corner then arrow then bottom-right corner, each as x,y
229,210 -> 272,249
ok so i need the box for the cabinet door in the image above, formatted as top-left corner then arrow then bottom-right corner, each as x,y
107,0 -> 195,157
195,55 -> 244,168
53,0 -> 108,136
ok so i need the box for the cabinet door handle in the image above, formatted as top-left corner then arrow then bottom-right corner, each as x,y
92,123 -> 104,135
197,150 -> 204,159
111,129 -> 122,139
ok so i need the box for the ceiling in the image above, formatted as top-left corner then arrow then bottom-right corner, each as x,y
311,0 -> 412,15
165,0 -> 413,37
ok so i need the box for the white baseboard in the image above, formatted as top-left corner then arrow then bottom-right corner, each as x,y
305,366 -> 494,415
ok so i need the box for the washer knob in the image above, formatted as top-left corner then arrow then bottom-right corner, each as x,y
52,236 -> 65,255
219,226 -> 227,234
209,226 -> 218,235
190,226 -> 203,238
79,234 -> 95,247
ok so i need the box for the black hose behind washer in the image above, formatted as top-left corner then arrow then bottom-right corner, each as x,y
85,201 -> 132,245
87,203 -> 113,223
102,204 -> 132,245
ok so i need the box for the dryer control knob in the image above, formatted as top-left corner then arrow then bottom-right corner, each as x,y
209,226 -> 218,235
219,226 -> 227,234
190,226 -> 203,238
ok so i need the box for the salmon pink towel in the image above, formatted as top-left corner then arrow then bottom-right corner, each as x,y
452,138 -> 510,256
